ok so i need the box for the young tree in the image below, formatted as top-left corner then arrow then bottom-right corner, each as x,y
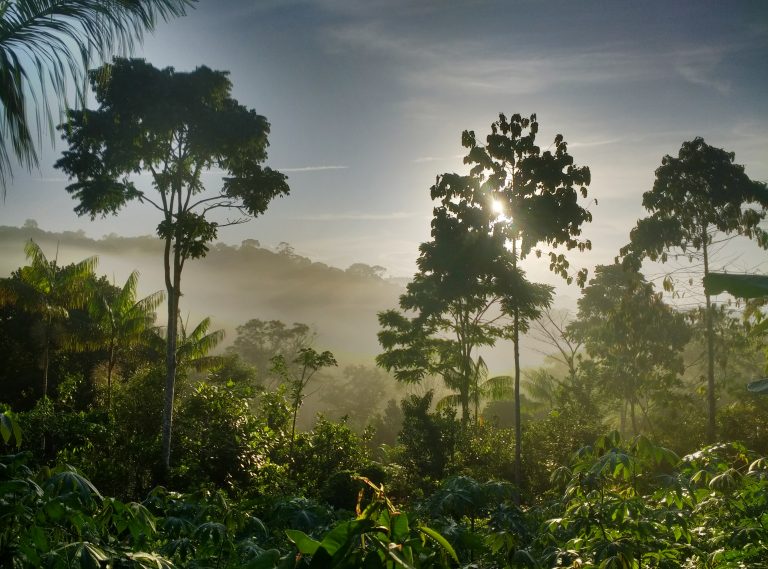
270,347 -> 337,468
569,264 -> 690,437
0,0 -> 191,194
620,137 -> 768,441
56,58 -> 290,473
460,113 -> 593,484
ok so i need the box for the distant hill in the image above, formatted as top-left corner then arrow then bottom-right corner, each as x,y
0,224 -> 547,372
0,224 -> 404,363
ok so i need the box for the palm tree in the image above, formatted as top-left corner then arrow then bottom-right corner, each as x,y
437,356 -> 512,425
88,270 -> 163,409
0,240 -> 97,398
0,0 -> 192,193
175,316 -> 225,375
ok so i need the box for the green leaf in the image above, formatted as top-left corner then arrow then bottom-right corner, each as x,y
126,551 -> 177,569
286,529 -> 320,555
390,513 -> 409,542
0,411 -> 22,447
417,525 -> 459,563
245,549 -> 283,569
319,519 -> 373,556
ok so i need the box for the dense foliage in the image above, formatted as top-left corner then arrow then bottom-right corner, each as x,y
2,70 -> 767,566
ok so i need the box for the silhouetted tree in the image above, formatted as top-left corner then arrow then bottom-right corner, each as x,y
377,155 -> 550,423
56,58 -> 289,473
271,347 -> 337,468
621,137 -> 768,441
459,113 -> 593,484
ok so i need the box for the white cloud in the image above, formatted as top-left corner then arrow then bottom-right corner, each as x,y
291,211 -> 413,221
412,154 -> 463,163
33,177 -> 66,183
279,165 -> 349,173
673,47 -> 731,95
567,138 -> 623,149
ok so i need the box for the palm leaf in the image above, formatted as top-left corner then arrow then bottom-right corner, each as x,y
177,316 -> 225,372
481,374 -> 513,400
0,0 -> 193,193
435,392 -> 461,411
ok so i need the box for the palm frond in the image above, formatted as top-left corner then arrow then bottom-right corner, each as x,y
436,393 -> 461,411
481,374 -> 512,400
177,315 -> 224,371
0,0 -> 193,193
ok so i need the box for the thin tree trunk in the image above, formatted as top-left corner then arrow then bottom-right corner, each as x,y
459,313 -> 471,423
160,237 -> 181,478
620,401 -> 627,436
512,238 -> 522,490
106,340 -> 115,411
289,386 -> 301,470
513,305 -> 522,489
42,316 -> 50,399
702,228 -> 716,442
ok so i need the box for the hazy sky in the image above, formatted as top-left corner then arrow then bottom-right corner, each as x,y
2,0 -> 767,285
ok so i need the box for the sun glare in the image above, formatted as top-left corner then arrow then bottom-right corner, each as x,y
491,199 -> 505,216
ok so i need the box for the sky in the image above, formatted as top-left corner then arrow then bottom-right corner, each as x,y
1,0 -> 767,289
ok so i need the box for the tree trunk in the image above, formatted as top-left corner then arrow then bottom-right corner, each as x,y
702,228 -> 716,443
513,305 -> 522,489
459,320 -> 471,423
106,340 -> 115,411
160,237 -> 181,478
620,401 -> 627,436
42,316 -> 50,399
510,238 -> 523,491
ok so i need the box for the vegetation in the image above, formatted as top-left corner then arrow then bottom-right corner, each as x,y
1,26 -> 767,564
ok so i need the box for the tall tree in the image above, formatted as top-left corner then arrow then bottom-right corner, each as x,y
460,113 -> 593,485
56,58 -> 290,473
0,0 -> 191,194
620,137 -> 768,441
0,240 -> 96,398
569,264 -> 690,437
